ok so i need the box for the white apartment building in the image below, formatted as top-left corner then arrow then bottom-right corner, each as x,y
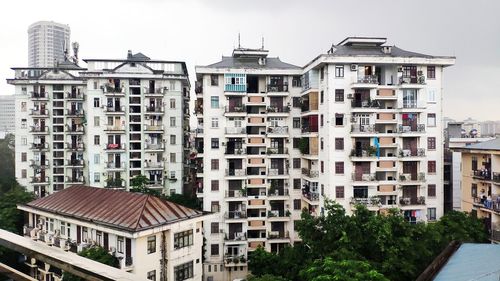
28,21 -> 71,68
8,51 -> 190,197
195,47 -> 303,281
19,185 -> 208,281
0,95 -> 16,134
195,37 -> 455,280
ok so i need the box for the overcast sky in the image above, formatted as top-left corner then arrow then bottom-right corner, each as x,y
1,0 -> 499,121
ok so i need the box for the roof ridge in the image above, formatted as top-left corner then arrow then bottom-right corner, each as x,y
132,193 -> 151,231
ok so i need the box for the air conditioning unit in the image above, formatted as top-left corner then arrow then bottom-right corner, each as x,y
350,117 -> 356,123
418,76 -> 426,84
347,94 -> 353,99
350,64 -> 358,71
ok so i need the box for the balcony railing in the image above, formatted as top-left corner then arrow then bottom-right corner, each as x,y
302,168 -> 319,178
267,83 -> 289,92
104,85 -> 123,93
472,170 -> 492,181
474,196 -> 500,212
30,92 -> 48,99
66,159 -> 85,166
66,109 -> 85,116
225,105 -> 246,113
356,75 -> 378,84
30,142 -> 49,150
144,125 -> 164,131
225,190 -> 246,198
30,160 -> 49,168
225,127 -> 246,134
225,148 -> 245,155
266,106 -> 290,113
105,125 -> 125,131
267,147 -> 288,155
268,189 -> 289,197
493,172 -> 500,183
30,109 -> 49,116
106,178 -> 124,188
145,106 -> 164,113
66,92 -> 84,99
104,106 -> 125,113
224,211 -> 247,219
397,124 -> 426,133
267,126 -> 289,135
303,191 -> 319,202
65,125 -> 85,133
398,148 -> 426,157
224,255 -> 247,265
351,173 -> 377,182
301,126 -> 319,133
268,168 -> 287,176
351,99 -> 380,108
31,176 -> 49,183
66,176 -> 85,183
145,143 -> 164,150
226,169 -> 246,176
66,142 -> 84,150
399,196 -> 426,205
350,148 -> 376,157
267,209 -> 290,218
350,196 -> 382,206
399,173 -> 426,182
30,126 -> 49,133
268,230 -> 290,239
106,162 -> 126,169
145,162 -> 164,168
351,124 -> 376,133
105,143 -> 125,150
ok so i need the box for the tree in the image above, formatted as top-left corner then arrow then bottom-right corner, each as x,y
129,175 -> 150,191
248,274 -> 290,281
165,193 -> 201,210
0,134 -> 19,195
63,246 -> 119,281
300,258 -> 389,281
0,187 -> 35,233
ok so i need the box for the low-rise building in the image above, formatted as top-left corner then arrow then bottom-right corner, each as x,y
18,185 -> 209,280
455,138 -> 500,243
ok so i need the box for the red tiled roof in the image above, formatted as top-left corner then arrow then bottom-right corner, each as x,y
24,185 -> 204,232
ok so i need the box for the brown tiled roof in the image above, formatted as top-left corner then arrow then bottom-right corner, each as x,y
24,185 -> 204,232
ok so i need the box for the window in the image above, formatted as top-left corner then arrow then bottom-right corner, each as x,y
320,114 -> 324,127
293,178 -> 301,190
427,113 -> 436,127
94,116 -> 100,127
293,118 -> 300,129
21,152 -> 27,162
170,153 -> 176,163
21,137 -> 27,146
211,118 -> 219,128
174,230 -> 194,249
292,97 -> 301,107
48,218 -> 54,232
211,96 -> 219,108
471,183 -> 477,198
335,162 -> 344,174
335,89 -> 344,102
117,237 -> 124,253
93,98 -> 100,108
211,159 -> 219,170
321,184 -> 324,196
21,119 -> 27,129
210,74 -> 219,86
93,81 -> 98,89
21,102 -> 27,111
147,236 -> 156,254
428,137 -> 436,150
336,186 -> 344,199
353,187 -> 368,198
170,117 -> 176,127
321,138 -> 324,150
293,138 -> 300,149
211,244 -> 219,256
170,81 -> 177,91
21,169 -> 26,178
211,138 -> 219,149
96,231 -> 103,246
427,89 -> 436,103
211,222 -> 219,234
320,67 -> 324,80
174,261 -> 193,281
94,172 -> 100,183
335,114 -> 344,126
211,180 -> 219,191
427,66 -> 436,79
335,138 -> 344,150
293,158 -> 301,169
321,161 -> 324,173
170,98 -> 176,109
211,201 -> 220,212
170,135 -> 176,144
335,65 -> 344,77
428,184 -> 436,197
293,199 -> 301,210
403,89 -> 417,108
428,161 -> 436,173
320,91 -> 324,103
94,135 -> 100,145
94,154 -> 100,164
292,76 -> 301,87
427,208 -> 436,221
147,270 -> 156,281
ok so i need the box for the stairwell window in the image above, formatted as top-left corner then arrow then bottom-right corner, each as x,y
211,96 -> 219,108
147,235 -> 156,254
211,74 -> 219,86
211,118 -> 219,128
427,113 -> 436,127
174,230 -> 194,249
335,65 -> 344,77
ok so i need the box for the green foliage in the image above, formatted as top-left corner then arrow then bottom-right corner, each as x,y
298,137 -> 309,154
0,134 -> 19,195
248,274 -> 290,281
249,200 -> 488,281
0,187 -> 35,234
129,174 -> 149,189
300,258 -> 389,281
63,246 -> 119,281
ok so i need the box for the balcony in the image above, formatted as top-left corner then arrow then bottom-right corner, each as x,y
225,148 -> 245,156
352,173 -> 377,182
146,181 -> 163,188
225,127 -> 246,135
145,161 -> 164,169
30,159 -> 49,168
106,161 -> 126,169
350,196 -> 382,207
399,196 -> 426,205
302,168 -> 319,178
266,106 -> 290,113
30,126 -> 50,134
472,170 -> 492,181
66,176 -> 85,184
493,172 -> 500,183
66,91 -> 85,100
30,142 -> 49,151
103,85 -> 124,94
268,168 -> 288,176
144,125 -> 164,131
144,143 -> 164,150
267,126 -> 289,135
104,125 -> 126,132
105,143 -> 125,150
65,125 -> 85,134
144,87 -> 166,96
351,124 -> 376,134
30,92 -> 48,100
145,106 -> 164,114
301,126 -> 318,134
225,105 -> 246,113
225,189 -> 246,198
226,169 -> 246,177
106,178 -> 125,189
267,209 -> 290,218
30,176 -> 49,184
353,75 -> 379,87
66,142 -> 84,151
224,255 -> 247,267
268,230 -> 290,240
350,148 -> 377,158
351,99 -> 380,109
399,173 -> 426,182
397,124 -> 425,134
268,189 -> 289,197
398,148 -> 426,158
267,147 -> 288,155
473,196 -> 500,213
302,191 -> 320,202
66,159 -> 85,167
224,211 -> 247,219
29,109 -> 49,117
104,106 -> 125,114
267,83 -> 289,93
66,109 -> 85,117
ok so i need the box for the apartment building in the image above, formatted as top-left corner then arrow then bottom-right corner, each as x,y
455,138 -> 500,243
195,47 -> 303,280
195,37 -> 455,280
0,95 -> 16,134
28,21 -> 71,68
8,51 -> 190,197
19,185 -> 208,280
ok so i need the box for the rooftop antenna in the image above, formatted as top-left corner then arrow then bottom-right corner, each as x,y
63,40 -> 69,62
72,42 -> 79,65
261,36 -> 264,50
238,33 -> 241,48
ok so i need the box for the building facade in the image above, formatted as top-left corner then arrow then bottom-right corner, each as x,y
195,37 -> 455,280
0,95 -> 16,134
19,185 -> 208,281
28,21 -> 71,68
455,139 -> 500,243
8,51 -> 190,197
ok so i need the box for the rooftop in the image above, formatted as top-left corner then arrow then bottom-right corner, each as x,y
460,138 -> 500,151
21,185 -> 205,232
204,56 -> 300,70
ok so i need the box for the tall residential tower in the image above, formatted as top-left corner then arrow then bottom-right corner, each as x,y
28,21 -> 71,67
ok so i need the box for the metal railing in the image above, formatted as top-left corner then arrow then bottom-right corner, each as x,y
266,106 -> 290,113
397,124 -> 426,133
225,127 -> 246,134
356,75 -> 378,84
350,196 -> 382,206
267,147 -> 288,155
226,169 -> 246,176
351,124 -> 376,133
267,126 -> 289,134
267,83 -> 289,92
398,148 -> 426,157
351,173 -> 377,182
302,168 -> 319,178
399,196 -> 426,205
225,105 -> 246,113
224,211 -> 247,219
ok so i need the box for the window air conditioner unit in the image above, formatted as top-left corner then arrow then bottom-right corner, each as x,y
350,64 -> 358,71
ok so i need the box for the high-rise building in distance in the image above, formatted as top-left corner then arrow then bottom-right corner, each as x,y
28,21 -> 70,67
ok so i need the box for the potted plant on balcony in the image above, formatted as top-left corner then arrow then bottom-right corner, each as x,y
417,196 -> 426,204
285,210 -> 291,217
298,138 -> 309,154
240,256 -> 246,263
400,197 -> 411,205
367,146 -> 377,156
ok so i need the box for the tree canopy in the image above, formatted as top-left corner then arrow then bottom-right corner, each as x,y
62,246 -> 119,281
